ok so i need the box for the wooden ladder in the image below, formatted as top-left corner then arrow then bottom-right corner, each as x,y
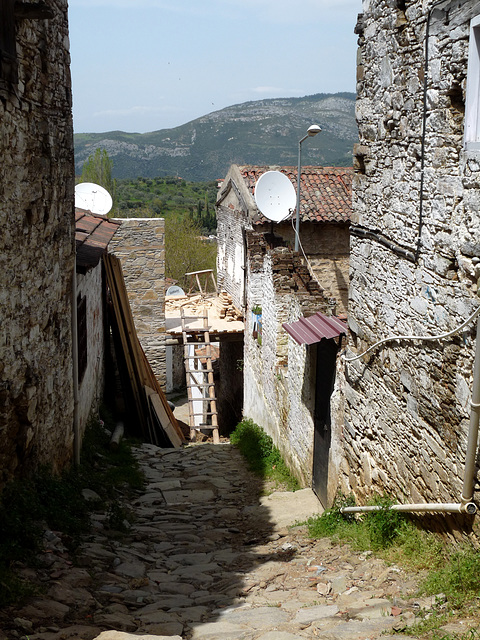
181,308 -> 220,444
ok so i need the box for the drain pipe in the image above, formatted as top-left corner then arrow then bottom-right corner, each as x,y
461,315 -> 480,507
341,314 -> 480,518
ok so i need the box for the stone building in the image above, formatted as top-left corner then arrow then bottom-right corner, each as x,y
0,0 -> 76,484
217,164 -> 352,501
108,218 -> 167,388
342,0 -> 480,514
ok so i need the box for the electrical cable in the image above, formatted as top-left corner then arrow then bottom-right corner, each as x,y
345,304 -> 480,362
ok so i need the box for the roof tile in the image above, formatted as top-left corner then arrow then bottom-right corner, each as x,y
75,208 -> 121,271
238,165 -> 352,225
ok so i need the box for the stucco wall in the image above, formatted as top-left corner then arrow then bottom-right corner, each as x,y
77,265 -> 105,437
216,199 -> 249,310
342,0 -> 480,509
0,0 -> 75,484
109,219 -> 166,387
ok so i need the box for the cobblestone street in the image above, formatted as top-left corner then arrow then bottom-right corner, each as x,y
1,442 -> 474,640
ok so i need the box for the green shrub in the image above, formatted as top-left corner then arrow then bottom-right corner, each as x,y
230,419 -> 300,491
364,494 -> 409,549
307,493 -> 408,550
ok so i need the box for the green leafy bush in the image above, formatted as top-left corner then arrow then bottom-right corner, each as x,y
307,493 -> 408,550
230,419 -> 300,491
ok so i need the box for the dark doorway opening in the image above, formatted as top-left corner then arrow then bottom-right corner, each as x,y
312,337 -> 340,508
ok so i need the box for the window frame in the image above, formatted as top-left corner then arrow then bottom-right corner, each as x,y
464,14 -> 480,150
0,0 -> 18,90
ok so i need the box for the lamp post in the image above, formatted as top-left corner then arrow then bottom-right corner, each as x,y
295,124 -> 321,252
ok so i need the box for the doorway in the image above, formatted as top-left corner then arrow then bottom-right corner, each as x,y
312,337 -> 340,508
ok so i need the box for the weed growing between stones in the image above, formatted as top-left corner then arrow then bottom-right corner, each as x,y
229,418 -> 300,491
0,407 -> 145,607
307,493 -> 480,630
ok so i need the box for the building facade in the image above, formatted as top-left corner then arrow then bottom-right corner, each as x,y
217,164 -> 351,498
343,0 -> 480,512
0,0 -> 76,484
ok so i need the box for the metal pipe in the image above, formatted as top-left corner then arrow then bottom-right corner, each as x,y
341,502 -> 477,515
294,125 -> 321,252
462,314 -> 480,505
294,134 -> 307,253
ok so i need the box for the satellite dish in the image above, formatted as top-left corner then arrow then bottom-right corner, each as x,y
166,285 -> 185,297
254,171 -> 296,222
75,182 -> 113,216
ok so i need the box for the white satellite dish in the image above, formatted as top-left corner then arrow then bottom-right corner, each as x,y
254,171 -> 296,223
75,182 -> 113,216
166,285 -> 185,297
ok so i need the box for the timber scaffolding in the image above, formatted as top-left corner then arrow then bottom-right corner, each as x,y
165,291 -> 244,346
165,287 -> 244,443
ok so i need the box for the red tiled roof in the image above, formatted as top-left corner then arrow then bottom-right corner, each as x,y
239,165 -> 352,225
75,208 -> 121,272
283,312 -> 348,345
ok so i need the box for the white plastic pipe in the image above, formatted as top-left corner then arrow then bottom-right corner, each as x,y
340,502 -> 477,515
462,314 -> 480,505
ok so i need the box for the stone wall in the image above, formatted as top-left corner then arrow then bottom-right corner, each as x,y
0,0 -> 75,484
343,0 -> 480,511
256,221 -> 350,316
244,232 -> 331,485
109,219 -> 166,388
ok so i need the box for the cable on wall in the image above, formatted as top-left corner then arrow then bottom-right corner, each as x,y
345,304 -> 480,363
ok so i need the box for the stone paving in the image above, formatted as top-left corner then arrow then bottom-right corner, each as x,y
1,442 -> 475,640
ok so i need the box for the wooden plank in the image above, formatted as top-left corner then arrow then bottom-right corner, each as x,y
106,253 -> 184,446
104,254 -> 149,439
147,387 -> 182,448
139,347 -> 185,443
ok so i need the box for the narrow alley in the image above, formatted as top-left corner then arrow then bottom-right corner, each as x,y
3,440 -> 468,640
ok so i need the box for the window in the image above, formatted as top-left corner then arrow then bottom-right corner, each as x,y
465,14 -> 480,149
0,0 -> 18,90
77,294 -> 87,383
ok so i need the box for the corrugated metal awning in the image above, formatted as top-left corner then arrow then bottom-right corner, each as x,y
283,312 -> 347,345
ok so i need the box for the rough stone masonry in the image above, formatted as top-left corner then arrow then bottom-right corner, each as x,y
0,0 -> 76,484
341,0 -> 480,518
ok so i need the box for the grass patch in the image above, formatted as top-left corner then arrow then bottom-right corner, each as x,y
306,492 -> 480,633
0,406 -> 145,607
229,418 -> 300,491
307,493 -> 410,551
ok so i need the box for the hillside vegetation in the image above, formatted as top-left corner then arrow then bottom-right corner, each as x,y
116,176 -> 217,232
74,92 -> 356,182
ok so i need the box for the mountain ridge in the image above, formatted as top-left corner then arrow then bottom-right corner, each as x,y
74,92 -> 357,182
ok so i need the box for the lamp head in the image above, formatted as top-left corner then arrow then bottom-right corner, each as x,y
307,124 -> 322,137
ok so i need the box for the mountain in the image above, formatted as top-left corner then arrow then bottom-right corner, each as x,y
74,93 -> 357,182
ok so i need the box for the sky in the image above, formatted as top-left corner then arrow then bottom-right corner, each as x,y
68,0 -> 362,134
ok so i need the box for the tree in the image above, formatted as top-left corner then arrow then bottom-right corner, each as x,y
165,216 -> 217,288
80,148 -> 117,215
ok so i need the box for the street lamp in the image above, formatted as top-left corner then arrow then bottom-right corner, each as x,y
294,124 -> 321,252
